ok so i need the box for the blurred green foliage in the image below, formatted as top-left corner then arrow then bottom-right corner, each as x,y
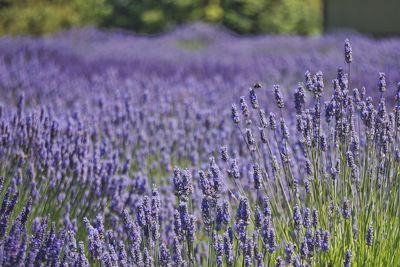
0,0 -> 111,35
0,0 -> 321,35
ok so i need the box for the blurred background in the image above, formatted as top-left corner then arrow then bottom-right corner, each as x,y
0,0 -> 320,35
0,0 -> 398,36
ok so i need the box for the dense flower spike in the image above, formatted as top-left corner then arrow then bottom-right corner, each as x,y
312,208 -> 319,228
253,164 -> 262,190
227,159 -> 240,179
232,104 -> 240,124
294,83 -> 306,115
303,208 -> 312,229
274,85 -> 285,109
223,230 -> 234,265
249,84 -> 260,109
285,243 -> 294,264
342,199 -> 351,219
344,39 -> 353,64
293,205 -> 302,230
159,243 -> 171,267
236,196 -> 250,225
240,97 -> 251,122
269,112 -> 277,130
366,225 -> 374,246
320,231 -> 329,252
344,249 -> 352,267
220,146 -> 229,162
378,72 -> 387,94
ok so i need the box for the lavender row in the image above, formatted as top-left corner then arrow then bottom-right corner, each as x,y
0,25 -> 398,266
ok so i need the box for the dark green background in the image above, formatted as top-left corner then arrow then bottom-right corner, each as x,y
324,0 -> 400,36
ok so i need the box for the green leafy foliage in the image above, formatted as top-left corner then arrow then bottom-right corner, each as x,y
0,0 -> 321,35
102,0 -> 321,35
0,0 -> 111,35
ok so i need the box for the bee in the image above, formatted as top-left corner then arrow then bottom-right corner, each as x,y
253,82 -> 262,89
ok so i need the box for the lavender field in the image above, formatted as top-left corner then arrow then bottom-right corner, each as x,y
0,24 -> 399,266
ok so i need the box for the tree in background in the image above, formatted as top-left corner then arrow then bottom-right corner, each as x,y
0,0 -> 321,35
222,0 -> 321,34
100,0 -> 203,34
0,0 -> 110,35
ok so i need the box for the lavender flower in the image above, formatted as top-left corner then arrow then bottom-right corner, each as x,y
249,84 -> 260,109
314,229 -> 322,250
159,243 -> 171,267
253,163 -> 262,190
344,39 -> 353,64
337,67 -> 348,91
305,70 -> 314,92
246,128 -> 256,146
280,118 -> 290,139
220,145 -> 229,162
378,72 -> 386,93
259,127 -> 268,143
262,196 -> 272,218
221,200 -> 231,225
303,208 -> 311,229
267,228 -> 277,253
214,234 -> 224,267
300,238 -> 309,259
83,217 -> 103,261
314,71 -> 324,99
181,169 -> 194,200
276,256 -> 284,267
274,85 -> 285,109
294,83 -> 306,114
353,88 -> 361,103
312,208 -> 319,228
117,241 -> 128,267
236,196 -> 250,225
285,243 -> 294,264
305,229 -> 315,253
344,249 -> 352,267
174,209 -> 184,239
269,112 -> 277,130
223,230 -> 234,266
305,158 -> 312,176
78,241 -> 90,267
143,248 -> 153,267
231,104 -> 240,124
321,230 -> 330,252
342,199 -> 351,219
259,109 -> 268,128
254,207 -> 263,229
173,167 -> 183,197
186,215 -> 196,242
293,256 -> 301,267
228,159 -> 240,179
293,205 -> 302,230
366,225 -> 374,246
240,97 -> 250,118
172,236 -> 185,267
